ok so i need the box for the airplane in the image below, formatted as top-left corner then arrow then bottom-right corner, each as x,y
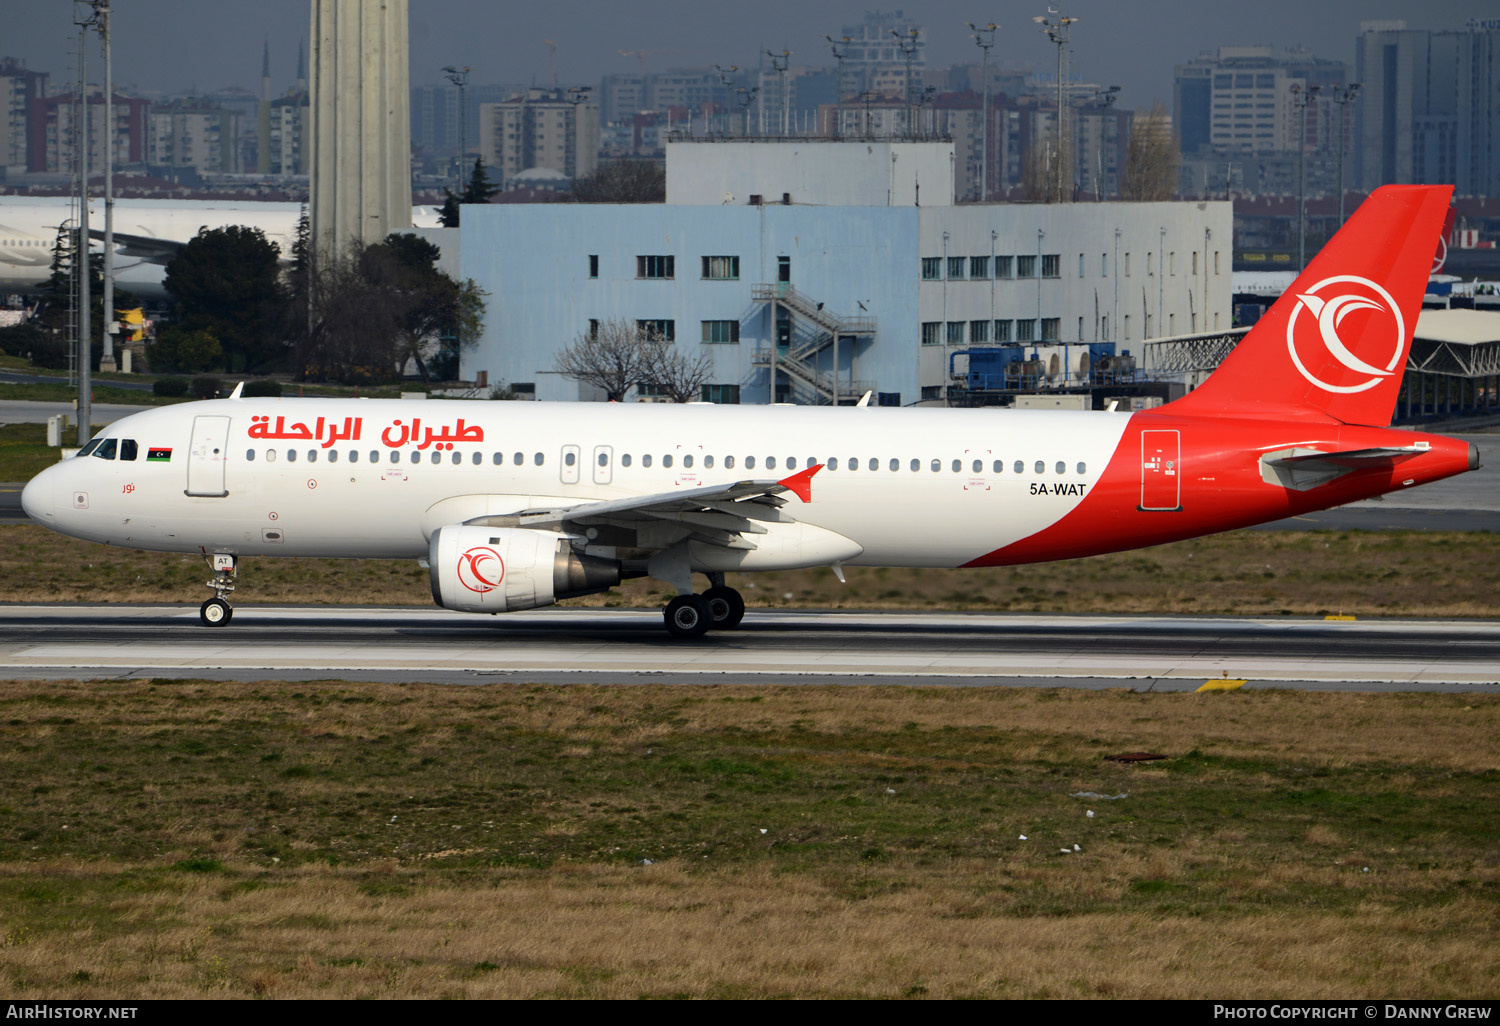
0,196 -> 443,300
19,184 -> 1480,638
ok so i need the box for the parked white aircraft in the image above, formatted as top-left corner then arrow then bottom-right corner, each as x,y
19,186 -> 1480,636
0,196 -> 441,299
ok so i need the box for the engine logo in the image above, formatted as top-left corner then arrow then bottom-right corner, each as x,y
457,545 -> 505,594
1285,275 -> 1405,394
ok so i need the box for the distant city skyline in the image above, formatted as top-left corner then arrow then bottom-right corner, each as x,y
5,0 -> 1494,109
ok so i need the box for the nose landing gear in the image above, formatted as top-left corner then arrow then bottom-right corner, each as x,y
200,553 -> 237,626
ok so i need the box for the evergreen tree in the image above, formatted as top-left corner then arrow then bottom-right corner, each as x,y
461,157 -> 499,204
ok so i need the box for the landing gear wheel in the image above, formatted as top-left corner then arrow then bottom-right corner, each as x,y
703,585 -> 745,629
200,598 -> 233,627
664,595 -> 712,639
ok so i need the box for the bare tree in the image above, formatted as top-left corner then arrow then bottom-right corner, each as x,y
1020,137 -> 1073,203
642,338 -> 716,403
1123,101 -> 1180,202
554,319 -> 653,400
566,159 -> 666,203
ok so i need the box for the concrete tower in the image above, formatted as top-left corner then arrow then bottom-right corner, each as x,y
309,0 -> 411,263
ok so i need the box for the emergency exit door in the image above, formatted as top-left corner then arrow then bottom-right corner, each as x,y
1140,429 -> 1181,511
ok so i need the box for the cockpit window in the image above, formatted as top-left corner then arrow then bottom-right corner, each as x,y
77,439 -> 103,457
92,438 -> 118,460
120,439 -> 138,461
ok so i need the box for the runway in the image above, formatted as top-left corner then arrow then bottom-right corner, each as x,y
1,605 -> 1497,691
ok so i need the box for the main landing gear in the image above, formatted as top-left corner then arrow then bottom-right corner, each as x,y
662,574 -> 746,639
200,553 -> 237,627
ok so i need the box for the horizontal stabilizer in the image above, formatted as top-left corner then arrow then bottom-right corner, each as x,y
1261,444 -> 1427,491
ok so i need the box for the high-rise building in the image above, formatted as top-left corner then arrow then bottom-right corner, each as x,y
0,58 -> 48,170
479,89 -> 599,188
1174,46 -> 1349,157
148,101 -> 241,174
28,88 -> 149,174
1355,20 -> 1500,196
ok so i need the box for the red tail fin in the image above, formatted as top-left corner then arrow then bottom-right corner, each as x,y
1169,184 -> 1452,426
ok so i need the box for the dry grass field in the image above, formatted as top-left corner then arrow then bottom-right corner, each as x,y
0,680 -> 1496,999
4,522 -> 1500,618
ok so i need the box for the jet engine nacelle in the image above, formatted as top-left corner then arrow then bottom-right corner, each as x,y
429,525 -> 620,613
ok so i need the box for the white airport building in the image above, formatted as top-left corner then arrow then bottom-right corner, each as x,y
459,141 -> 1232,405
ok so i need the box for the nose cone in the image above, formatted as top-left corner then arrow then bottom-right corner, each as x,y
1471,443 -> 1482,471
20,466 -> 56,524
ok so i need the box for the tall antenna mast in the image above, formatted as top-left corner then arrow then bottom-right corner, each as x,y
826,36 -> 849,141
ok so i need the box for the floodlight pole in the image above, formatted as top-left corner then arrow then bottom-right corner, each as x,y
1034,7 -> 1077,204
1331,83 -> 1361,227
1292,82 -> 1321,271
763,49 -> 791,137
826,36 -> 849,141
891,29 -> 919,139
73,2 -> 100,445
443,65 -> 469,191
967,22 -> 997,202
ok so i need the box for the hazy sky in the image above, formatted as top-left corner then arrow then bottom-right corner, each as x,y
6,1 -> 1493,108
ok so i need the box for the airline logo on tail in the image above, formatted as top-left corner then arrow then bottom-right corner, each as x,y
1286,275 -> 1406,394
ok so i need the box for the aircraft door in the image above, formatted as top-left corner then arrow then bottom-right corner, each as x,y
1140,429 -> 1181,511
185,415 -> 231,497
592,445 -> 613,485
560,444 -> 581,485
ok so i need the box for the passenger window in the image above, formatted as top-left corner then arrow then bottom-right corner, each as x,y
910,458 -> 920,472
1077,462 -> 1086,474
246,448 -> 256,461
389,451 -> 399,464
867,458 -> 877,471
622,454 -> 632,467
470,452 -> 479,466
121,439 -> 138,461
725,455 -> 735,469
1056,461 -> 1066,474
349,450 -> 359,463
564,451 -> 576,467
931,459 -> 940,472
847,457 -> 858,472
890,458 -> 899,472
493,452 -> 503,465
643,454 -> 653,468
266,449 -> 277,463
952,460 -> 961,473
1014,460 -> 1024,473
598,452 -> 609,467
663,455 -> 674,468
1035,461 -> 1045,473
766,456 -> 776,471
328,450 -> 339,464
514,452 -> 523,466
973,460 -> 982,473
93,438 -> 118,460
684,455 -> 694,469
745,456 -> 755,470
993,460 -> 1003,473
307,450 -> 318,463
787,457 -> 797,470
704,455 -> 714,469
827,457 -> 839,470
452,452 -> 462,465
430,451 -> 441,465
287,449 -> 297,463
534,452 -> 544,466
410,451 -> 420,464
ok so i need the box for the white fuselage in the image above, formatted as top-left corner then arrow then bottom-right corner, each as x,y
22,398 -> 1128,569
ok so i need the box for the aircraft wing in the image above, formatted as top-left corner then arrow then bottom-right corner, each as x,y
503,465 -> 823,551
87,229 -> 183,265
